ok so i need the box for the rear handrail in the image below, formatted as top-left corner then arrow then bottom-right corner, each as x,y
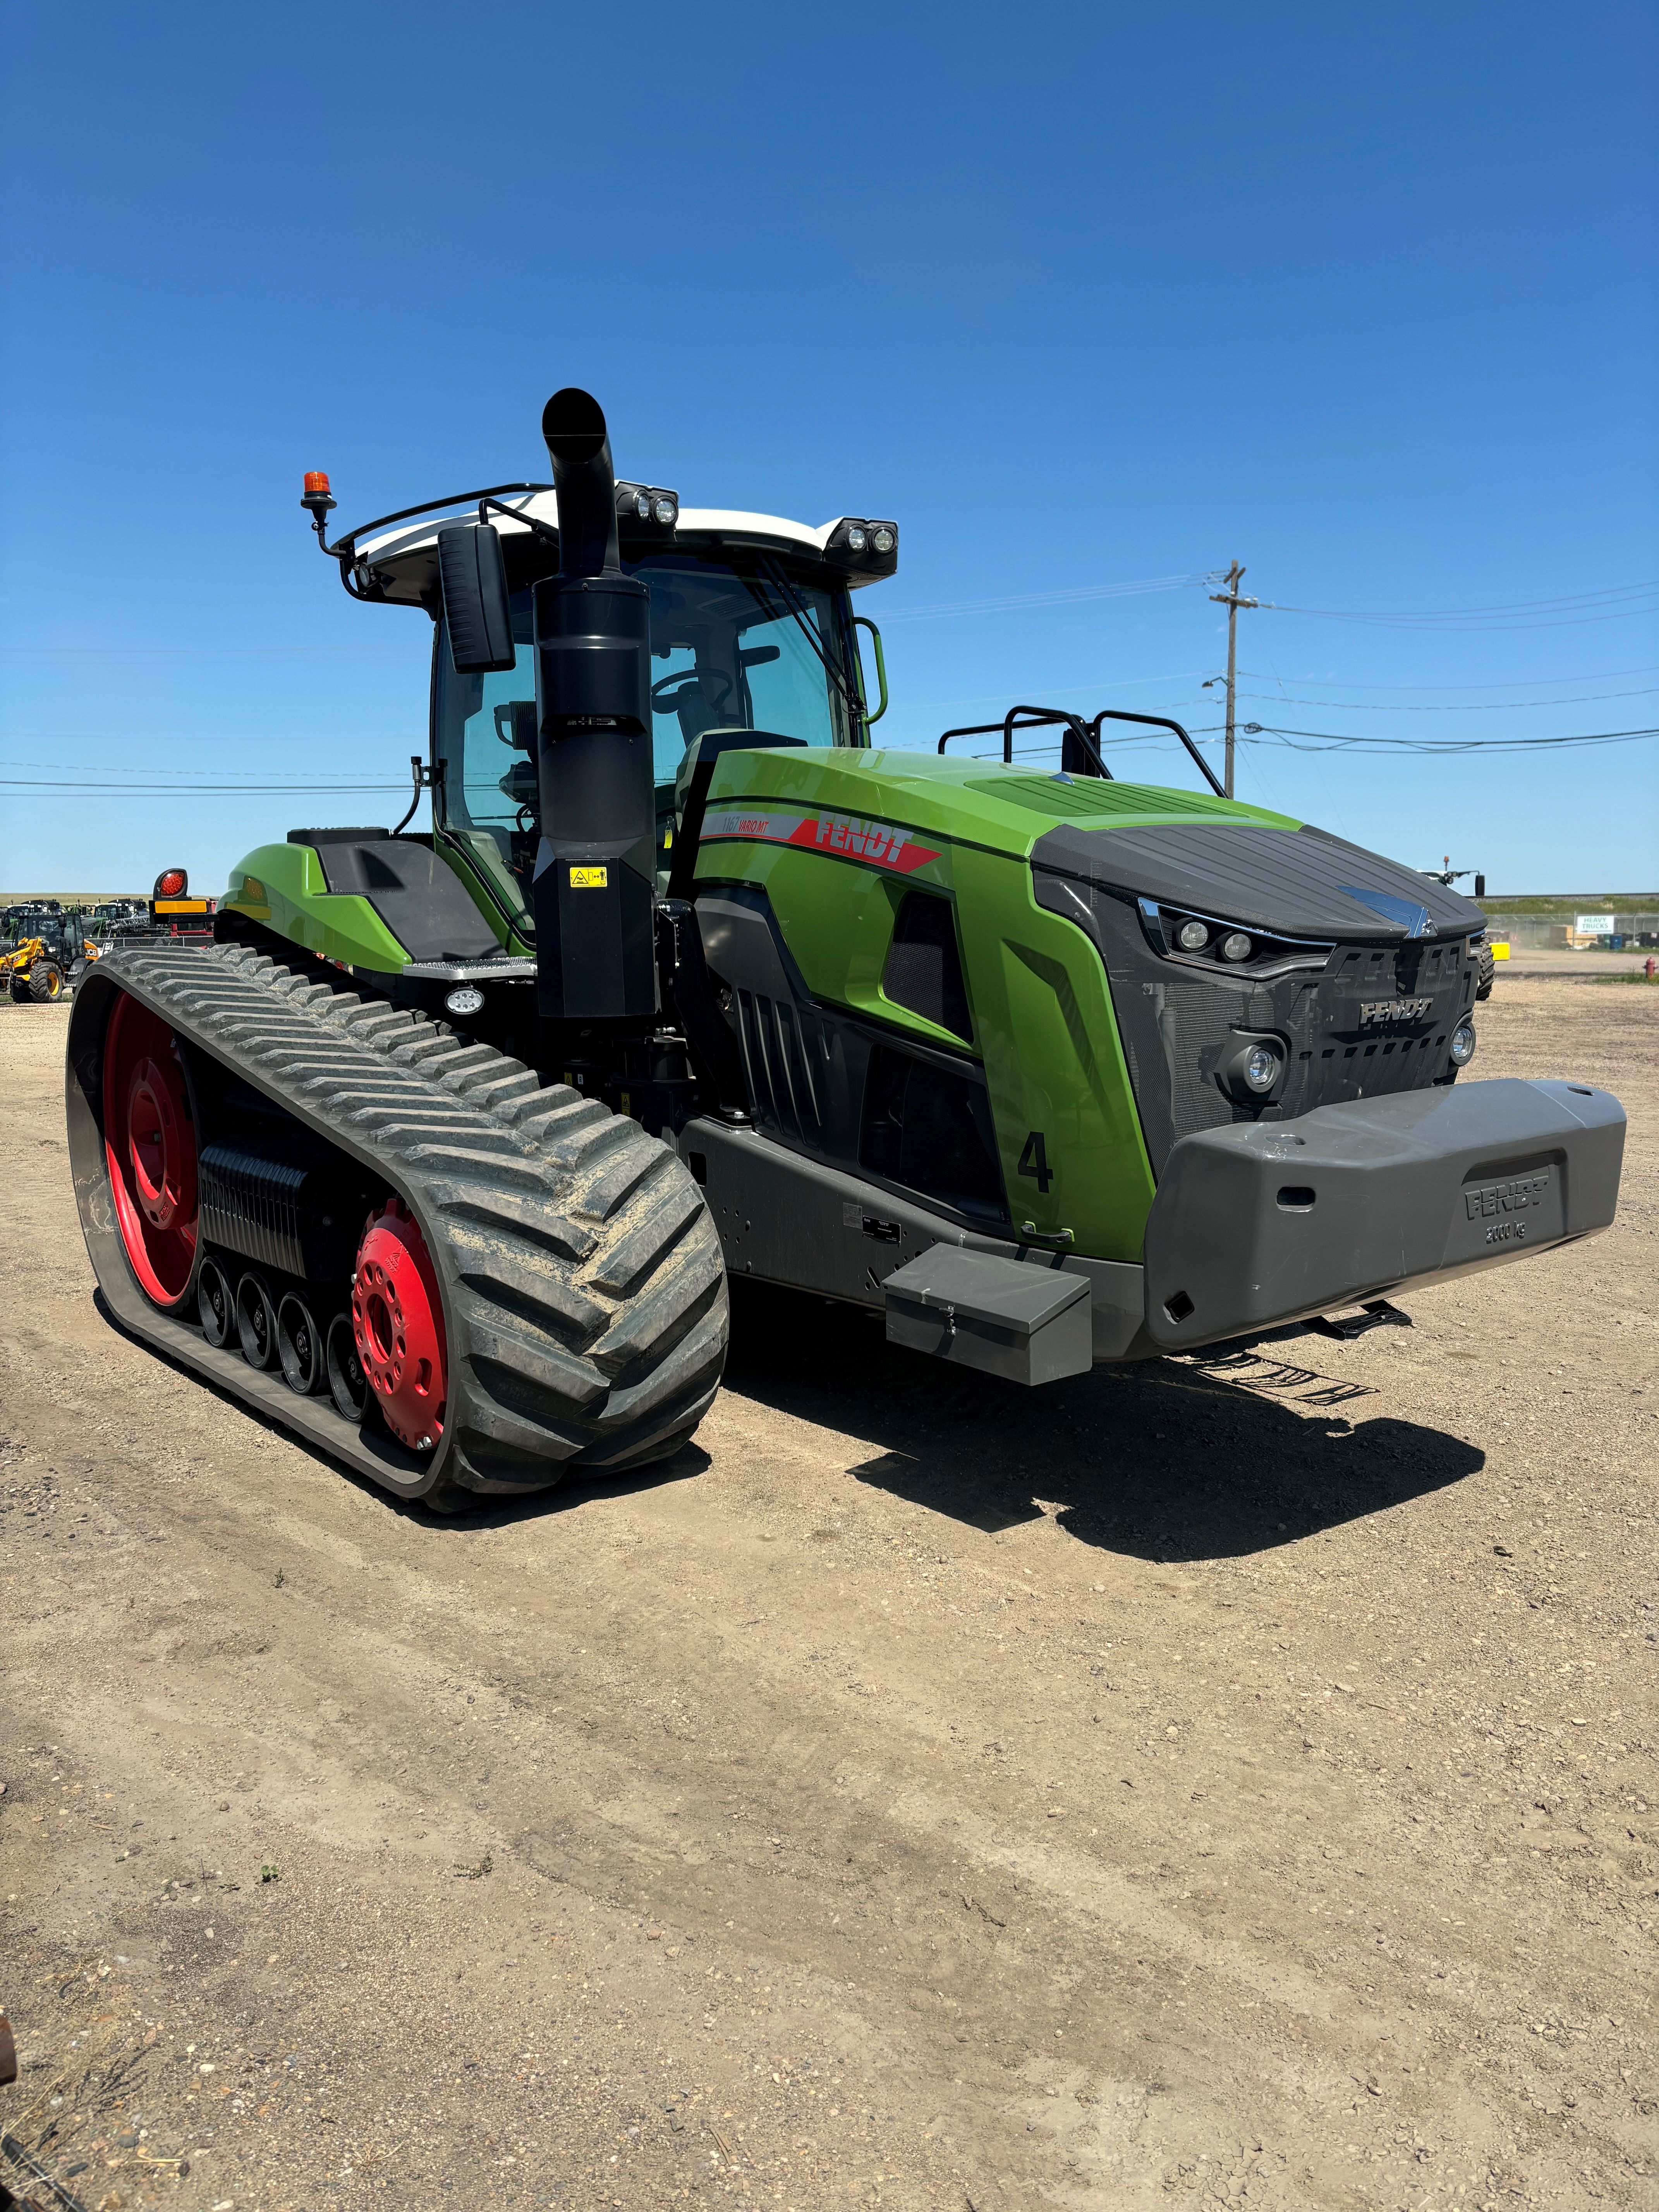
937,702 -> 1224,797
1090,709 -> 1224,797
938,706 -> 1111,778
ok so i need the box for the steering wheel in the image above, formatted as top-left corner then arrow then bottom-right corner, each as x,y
651,667 -> 734,714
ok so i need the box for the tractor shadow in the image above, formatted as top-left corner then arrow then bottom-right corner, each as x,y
722,1282 -> 1483,1563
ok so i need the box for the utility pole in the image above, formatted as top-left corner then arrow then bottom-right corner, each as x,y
1207,561 -> 1259,799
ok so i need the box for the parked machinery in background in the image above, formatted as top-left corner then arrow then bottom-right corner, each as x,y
2,909 -> 99,1003
86,898 -> 153,940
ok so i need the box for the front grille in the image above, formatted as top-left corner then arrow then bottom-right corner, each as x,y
734,989 -> 826,1147
1034,872 -> 1479,1174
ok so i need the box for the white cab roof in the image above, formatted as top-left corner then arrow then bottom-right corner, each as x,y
354,491 -> 873,608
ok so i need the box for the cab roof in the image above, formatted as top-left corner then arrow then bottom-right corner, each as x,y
350,491 -> 891,610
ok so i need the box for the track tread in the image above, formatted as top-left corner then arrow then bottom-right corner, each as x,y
586,1224 -> 726,1378
88,941 -> 729,1503
583,1170 -> 707,1297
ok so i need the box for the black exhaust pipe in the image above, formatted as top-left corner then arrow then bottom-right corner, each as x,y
532,388 -> 657,1022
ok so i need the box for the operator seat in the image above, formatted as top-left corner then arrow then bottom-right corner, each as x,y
674,676 -> 737,749
662,727 -> 805,900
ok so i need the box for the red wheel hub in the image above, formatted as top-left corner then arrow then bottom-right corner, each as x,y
351,1199 -> 447,1450
103,990 -> 198,1307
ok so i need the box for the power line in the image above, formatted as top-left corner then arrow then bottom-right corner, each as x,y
0,643 -> 412,657
0,580 -> 1224,649
1233,685 -> 1659,712
2,778 -> 410,795
1261,580 -> 1658,619
1238,663 -> 1659,689
904,670 -> 1207,714
877,572 -> 1224,622
1187,722 -> 1659,756
1256,595 -> 1659,635
1,757 -> 421,776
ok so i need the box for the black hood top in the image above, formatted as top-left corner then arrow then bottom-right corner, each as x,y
1031,819 -> 1486,942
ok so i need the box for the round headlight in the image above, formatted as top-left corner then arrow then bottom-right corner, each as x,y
845,524 -> 868,552
1243,1043 -> 1281,1093
1220,930 -> 1253,962
444,984 -> 485,1019
1176,918 -> 1209,952
871,525 -> 896,555
652,495 -> 676,526
633,491 -> 651,519
1449,1020 -> 1477,1066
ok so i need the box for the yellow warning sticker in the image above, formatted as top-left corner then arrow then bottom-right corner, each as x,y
568,866 -> 609,889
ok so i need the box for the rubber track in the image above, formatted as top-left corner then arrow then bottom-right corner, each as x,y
87,941 -> 729,1501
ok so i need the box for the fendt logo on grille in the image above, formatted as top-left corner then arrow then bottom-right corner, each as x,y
1464,1172 -> 1549,1220
1357,996 -> 1434,1027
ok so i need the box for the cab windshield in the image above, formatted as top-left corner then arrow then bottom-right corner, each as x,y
433,553 -> 859,926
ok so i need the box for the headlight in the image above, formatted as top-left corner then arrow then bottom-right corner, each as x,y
618,483 -> 678,527
1138,899 -> 1334,977
445,984 -> 486,1019
871,524 -> 896,555
845,524 -> 868,552
1221,1034 -> 1284,1099
1449,1020 -> 1477,1066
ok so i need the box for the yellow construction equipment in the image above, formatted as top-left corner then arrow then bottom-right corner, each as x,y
3,931 -> 98,1004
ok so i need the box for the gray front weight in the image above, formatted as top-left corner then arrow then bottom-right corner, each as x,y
1143,1077 -> 1625,1352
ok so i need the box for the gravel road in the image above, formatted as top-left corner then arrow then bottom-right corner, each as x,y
1,974 -> 1654,2211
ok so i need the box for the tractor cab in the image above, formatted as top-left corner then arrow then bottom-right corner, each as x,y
337,492 -> 896,945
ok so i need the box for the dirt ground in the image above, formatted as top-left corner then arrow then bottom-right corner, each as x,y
1,973 -> 1654,2212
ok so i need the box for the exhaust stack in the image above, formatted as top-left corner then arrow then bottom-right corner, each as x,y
532,388 -> 657,1022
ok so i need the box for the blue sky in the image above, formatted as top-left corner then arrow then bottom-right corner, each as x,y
2,2 -> 1654,895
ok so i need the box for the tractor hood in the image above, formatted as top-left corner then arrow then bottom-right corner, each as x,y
1030,820 -> 1486,943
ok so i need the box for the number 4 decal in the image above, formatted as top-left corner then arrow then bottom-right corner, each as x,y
1017,1130 -> 1053,1193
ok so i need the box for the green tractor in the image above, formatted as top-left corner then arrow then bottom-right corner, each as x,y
67,388 -> 1625,1511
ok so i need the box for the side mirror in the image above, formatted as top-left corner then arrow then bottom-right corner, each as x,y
438,523 -> 516,673
493,700 -> 538,751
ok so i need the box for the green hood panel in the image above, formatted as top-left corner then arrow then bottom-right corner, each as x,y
223,842 -> 422,971
699,745 -> 1295,859
689,745 -> 1175,1261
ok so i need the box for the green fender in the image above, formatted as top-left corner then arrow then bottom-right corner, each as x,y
222,843 -> 414,970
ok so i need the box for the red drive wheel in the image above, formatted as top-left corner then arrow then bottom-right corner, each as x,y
102,989 -> 199,1308
351,1199 -> 448,1451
